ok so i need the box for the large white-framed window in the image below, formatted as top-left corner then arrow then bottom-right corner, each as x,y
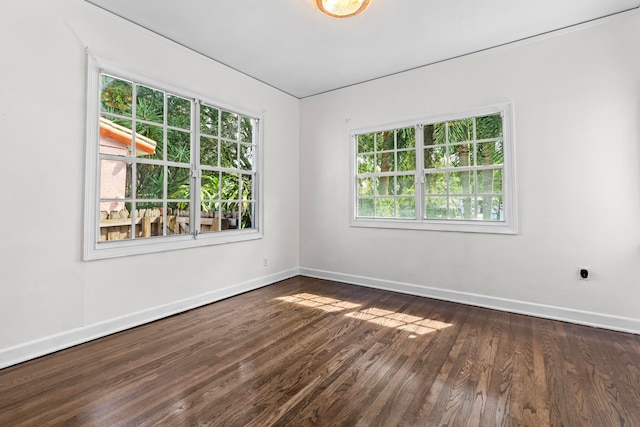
84,56 -> 262,260
351,104 -> 516,234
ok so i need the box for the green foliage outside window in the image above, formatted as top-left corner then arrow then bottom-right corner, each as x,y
99,74 -> 256,234
356,112 -> 504,222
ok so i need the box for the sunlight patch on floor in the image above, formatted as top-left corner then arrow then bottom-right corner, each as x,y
277,293 -> 452,335
276,293 -> 361,312
346,307 -> 452,335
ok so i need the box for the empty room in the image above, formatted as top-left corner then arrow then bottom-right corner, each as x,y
1,0 -> 640,425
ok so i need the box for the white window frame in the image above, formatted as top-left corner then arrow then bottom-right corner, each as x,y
84,56 -> 263,260
350,104 -> 517,234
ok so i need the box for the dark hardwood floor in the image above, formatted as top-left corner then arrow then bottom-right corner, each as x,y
1,276 -> 640,426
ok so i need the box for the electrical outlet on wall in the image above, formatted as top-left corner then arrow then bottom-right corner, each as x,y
579,267 -> 590,280
263,257 -> 268,267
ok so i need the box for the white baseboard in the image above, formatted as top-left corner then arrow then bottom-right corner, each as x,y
298,267 -> 640,335
0,268 -> 299,370
4,266 -> 638,370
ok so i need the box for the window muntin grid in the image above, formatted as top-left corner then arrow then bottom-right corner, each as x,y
352,105 -> 515,234
85,58 -> 262,259
356,127 -> 417,219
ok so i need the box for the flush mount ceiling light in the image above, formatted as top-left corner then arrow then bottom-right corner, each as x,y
315,0 -> 371,18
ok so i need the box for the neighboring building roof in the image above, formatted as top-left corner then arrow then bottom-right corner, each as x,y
99,117 -> 157,155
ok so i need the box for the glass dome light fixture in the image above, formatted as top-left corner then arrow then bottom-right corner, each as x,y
315,0 -> 371,18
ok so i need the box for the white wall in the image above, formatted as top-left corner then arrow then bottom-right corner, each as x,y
1,0 -> 639,368
299,12 -> 640,328
0,0 -> 299,362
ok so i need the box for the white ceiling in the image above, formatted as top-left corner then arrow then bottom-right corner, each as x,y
85,0 -> 639,99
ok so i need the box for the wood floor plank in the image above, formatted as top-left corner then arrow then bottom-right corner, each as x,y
476,310 -> 511,427
510,315 -> 542,426
1,276 -> 639,426
530,317 -> 552,425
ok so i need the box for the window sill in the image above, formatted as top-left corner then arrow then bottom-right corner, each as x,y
350,218 -> 517,234
83,229 -> 263,260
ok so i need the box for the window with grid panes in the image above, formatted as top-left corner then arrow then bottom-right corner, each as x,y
84,57 -> 262,260
352,105 -> 516,234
